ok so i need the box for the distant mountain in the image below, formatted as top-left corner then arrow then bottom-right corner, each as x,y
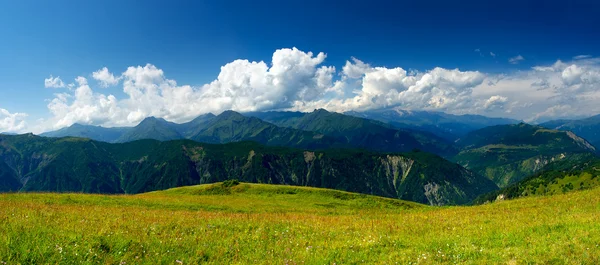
344,107 -> 520,140
453,123 -> 597,187
40,123 -> 128,142
0,133 -> 497,205
115,117 -> 184,142
188,111 -> 344,149
540,114 -> 600,148
247,109 -> 458,157
243,111 -> 305,128
474,153 -> 600,203
42,110 -> 457,156
176,113 -> 217,138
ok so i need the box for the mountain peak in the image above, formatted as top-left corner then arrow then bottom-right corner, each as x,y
139,116 -> 168,125
70,123 -> 86,128
217,110 -> 244,119
313,108 -> 330,114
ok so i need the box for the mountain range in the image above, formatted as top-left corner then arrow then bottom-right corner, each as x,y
0,133 -> 497,205
344,107 -> 521,140
18,109 -> 600,205
42,109 -> 457,156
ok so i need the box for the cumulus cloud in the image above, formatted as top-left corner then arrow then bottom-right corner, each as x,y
0,108 -> 28,133
44,75 -> 65,88
292,63 -> 486,114
490,52 -> 496,57
31,48 -> 600,132
39,48 -> 339,131
482,95 -> 508,111
47,76 -> 121,129
509,55 -> 525,64
92,67 -> 120,87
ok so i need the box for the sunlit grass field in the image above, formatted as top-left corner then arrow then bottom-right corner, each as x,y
1,182 -> 599,264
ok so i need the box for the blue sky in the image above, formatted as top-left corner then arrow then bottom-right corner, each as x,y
1,0 -> 600,133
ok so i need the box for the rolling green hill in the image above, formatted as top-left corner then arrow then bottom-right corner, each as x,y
1,183 -> 599,264
0,133 -> 496,205
453,123 -> 596,187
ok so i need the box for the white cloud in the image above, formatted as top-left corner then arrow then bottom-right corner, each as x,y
490,52 -> 496,57
509,55 -> 525,64
561,64 -> 585,86
31,49 -> 600,133
47,76 -> 121,129
92,67 -> 120,87
482,95 -> 508,111
342,57 -> 372,79
573,55 -> 592,60
44,75 -> 65,88
39,48 -> 338,130
292,63 -> 486,113
478,57 -> 600,122
0,108 -> 28,133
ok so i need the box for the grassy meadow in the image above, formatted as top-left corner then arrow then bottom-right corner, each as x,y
1,182 -> 599,264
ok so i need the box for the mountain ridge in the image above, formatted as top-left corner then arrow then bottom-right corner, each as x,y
344,107 -> 521,140
453,123 -> 597,187
0,133 -> 497,205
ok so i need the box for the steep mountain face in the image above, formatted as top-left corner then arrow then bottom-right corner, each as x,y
0,134 -> 497,205
540,114 -> 600,148
0,159 -> 21,191
474,153 -> 600,204
344,107 -> 520,140
247,109 -> 458,157
40,123 -> 128,143
116,117 -> 184,142
454,123 -> 597,187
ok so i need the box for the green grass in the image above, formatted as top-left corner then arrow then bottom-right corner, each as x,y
1,182 -> 600,264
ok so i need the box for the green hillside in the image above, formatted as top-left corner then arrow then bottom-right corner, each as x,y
1,183 -> 599,264
474,153 -> 600,203
454,123 -> 597,187
0,133 -> 496,205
